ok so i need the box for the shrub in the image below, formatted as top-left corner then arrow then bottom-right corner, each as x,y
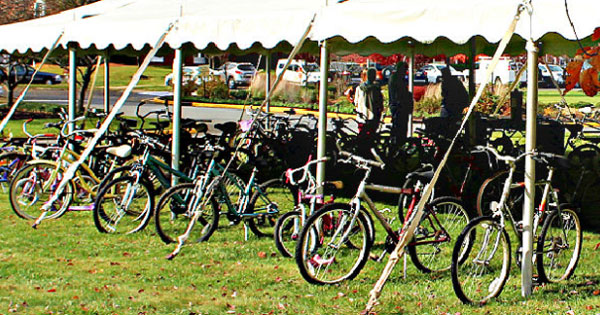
197,77 -> 229,99
413,83 -> 442,116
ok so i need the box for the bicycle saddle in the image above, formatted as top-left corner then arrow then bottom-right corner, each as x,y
535,152 -> 570,169
214,122 -> 237,135
106,144 -> 132,158
406,169 -> 434,183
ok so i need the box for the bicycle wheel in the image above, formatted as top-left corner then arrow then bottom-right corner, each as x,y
0,152 -> 28,186
451,216 -> 511,305
154,183 -> 219,244
407,196 -> 471,273
274,210 -> 302,257
246,178 -> 298,237
294,203 -> 372,285
476,170 -> 523,217
93,175 -> 154,234
536,207 -> 582,283
567,144 -> 600,171
97,165 -> 132,193
9,161 -> 73,220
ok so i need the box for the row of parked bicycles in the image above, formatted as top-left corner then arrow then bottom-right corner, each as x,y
0,101 -> 593,306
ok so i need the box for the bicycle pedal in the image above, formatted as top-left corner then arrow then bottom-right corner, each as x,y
369,253 -> 380,261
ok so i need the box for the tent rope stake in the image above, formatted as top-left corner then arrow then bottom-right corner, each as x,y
33,21 -> 178,228
364,1 -> 529,312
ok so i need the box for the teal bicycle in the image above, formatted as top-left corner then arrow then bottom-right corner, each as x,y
154,143 -> 297,259
92,130 -> 206,234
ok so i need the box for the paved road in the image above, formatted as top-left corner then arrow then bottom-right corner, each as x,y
19,88 -> 253,126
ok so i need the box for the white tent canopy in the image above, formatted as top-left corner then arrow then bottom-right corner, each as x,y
0,0 -> 322,56
311,0 -> 597,57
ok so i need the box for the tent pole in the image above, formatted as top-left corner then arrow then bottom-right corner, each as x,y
172,48 -> 183,186
68,46 -> 77,133
104,51 -> 110,113
265,52 -> 271,113
522,38 -> 538,298
316,40 -> 328,195
36,22 -> 176,227
408,45 -> 414,137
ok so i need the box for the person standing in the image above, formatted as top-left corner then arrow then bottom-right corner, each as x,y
388,62 -> 413,142
354,68 -> 383,137
440,66 -> 469,119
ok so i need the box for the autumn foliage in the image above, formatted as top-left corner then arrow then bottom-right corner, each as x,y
564,27 -> 600,96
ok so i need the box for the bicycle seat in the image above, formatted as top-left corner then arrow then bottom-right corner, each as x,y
323,181 -> 344,191
214,122 -> 237,135
406,170 -> 434,183
106,144 -> 132,158
119,118 -> 138,129
150,121 -> 170,130
535,152 -> 570,169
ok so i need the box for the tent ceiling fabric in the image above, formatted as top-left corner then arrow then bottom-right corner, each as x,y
0,0 -> 596,57
312,0 -> 597,57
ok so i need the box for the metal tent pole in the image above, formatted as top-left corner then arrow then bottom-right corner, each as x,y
522,38 -> 538,298
172,48 -> 183,186
104,51 -> 110,113
265,52 -> 271,113
316,40 -> 329,194
408,45 -> 415,137
68,46 -> 77,133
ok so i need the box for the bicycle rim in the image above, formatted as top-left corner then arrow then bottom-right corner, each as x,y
274,210 -> 302,257
536,208 -> 582,283
295,205 -> 371,285
93,176 -> 153,234
155,183 -> 219,244
408,197 -> 471,273
9,162 -> 72,220
451,216 -> 511,305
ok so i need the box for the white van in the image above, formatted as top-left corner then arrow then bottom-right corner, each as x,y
275,59 -> 321,86
463,56 -> 525,85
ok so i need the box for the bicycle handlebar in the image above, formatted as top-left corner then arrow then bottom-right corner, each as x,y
474,145 -> 532,164
286,156 -> 329,186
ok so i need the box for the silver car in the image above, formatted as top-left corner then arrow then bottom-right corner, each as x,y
210,62 -> 256,89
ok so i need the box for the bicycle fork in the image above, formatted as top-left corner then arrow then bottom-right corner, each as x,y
167,175 -> 214,260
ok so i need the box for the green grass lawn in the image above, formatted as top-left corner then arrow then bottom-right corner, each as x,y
35,64 -> 173,92
0,192 -> 599,314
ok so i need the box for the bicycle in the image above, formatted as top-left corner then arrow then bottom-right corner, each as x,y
451,146 -> 582,305
294,146 -> 472,285
92,127 -> 210,234
159,152 -> 297,259
274,156 -> 341,258
10,116 -> 130,224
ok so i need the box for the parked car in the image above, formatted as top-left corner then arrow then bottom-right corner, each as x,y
463,57 -> 524,86
2,65 -> 62,85
210,62 -> 256,89
164,66 -> 205,86
538,63 -> 565,87
415,63 -> 464,84
276,59 -> 321,86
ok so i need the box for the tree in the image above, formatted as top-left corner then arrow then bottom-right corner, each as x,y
0,57 -> 32,109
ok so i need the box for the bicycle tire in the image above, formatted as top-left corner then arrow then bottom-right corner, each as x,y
246,178 -> 298,238
451,216 -> 511,305
294,203 -> 372,285
536,206 -> 582,283
0,151 -> 29,185
9,161 -> 73,220
476,170 -> 523,217
93,175 -> 154,234
407,196 -> 471,273
97,165 -> 132,193
154,182 -> 219,244
567,144 -> 600,171
274,210 -> 302,258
